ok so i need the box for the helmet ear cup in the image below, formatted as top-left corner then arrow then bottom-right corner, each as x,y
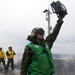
31,28 -> 38,37
31,32 -> 35,37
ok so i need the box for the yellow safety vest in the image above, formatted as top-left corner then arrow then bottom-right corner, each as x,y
0,50 -> 5,58
7,50 -> 15,59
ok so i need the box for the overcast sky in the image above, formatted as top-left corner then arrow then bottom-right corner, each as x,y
0,0 -> 75,54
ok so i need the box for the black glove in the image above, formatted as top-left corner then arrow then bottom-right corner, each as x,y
57,18 -> 63,23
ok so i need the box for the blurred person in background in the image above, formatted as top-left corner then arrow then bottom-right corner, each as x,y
0,47 -> 6,70
6,46 -> 16,71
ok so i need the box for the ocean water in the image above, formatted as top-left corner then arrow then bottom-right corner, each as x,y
0,53 -> 75,75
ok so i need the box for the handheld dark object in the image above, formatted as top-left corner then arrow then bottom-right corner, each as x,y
51,1 -> 68,19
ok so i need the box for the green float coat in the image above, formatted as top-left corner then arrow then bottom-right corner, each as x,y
27,43 -> 55,75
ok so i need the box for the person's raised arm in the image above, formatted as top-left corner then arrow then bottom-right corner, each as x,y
46,19 -> 63,49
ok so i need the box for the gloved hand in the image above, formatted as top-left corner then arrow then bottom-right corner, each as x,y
57,18 -> 63,24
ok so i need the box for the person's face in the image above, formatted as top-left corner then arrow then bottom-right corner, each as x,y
9,48 -> 12,50
36,34 -> 44,41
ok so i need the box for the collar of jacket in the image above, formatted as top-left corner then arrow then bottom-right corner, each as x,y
27,35 -> 45,46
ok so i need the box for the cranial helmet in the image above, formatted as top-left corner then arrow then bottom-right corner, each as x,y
31,27 -> 45,37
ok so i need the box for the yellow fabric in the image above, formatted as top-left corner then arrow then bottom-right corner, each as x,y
7,50 -> 14,59
0,50 -> 5,58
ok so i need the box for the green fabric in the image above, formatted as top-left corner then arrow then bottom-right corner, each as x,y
27,43 -> 55,75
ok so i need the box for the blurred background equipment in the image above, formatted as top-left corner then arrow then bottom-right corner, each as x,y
43,8 -> 52,34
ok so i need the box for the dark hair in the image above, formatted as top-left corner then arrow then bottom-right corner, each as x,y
8,46 -> 12,49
